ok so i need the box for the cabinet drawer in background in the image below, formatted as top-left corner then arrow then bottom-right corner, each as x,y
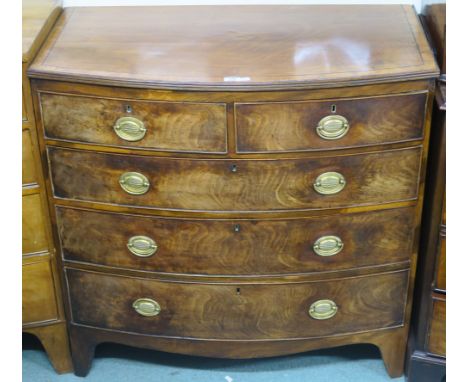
22,259 -> 58,324
58,206 -> 414,275
235,93 -> 427,152
22,193 -> 48,254
40,93 -> 227,153
67,268 -> 408,340
48,147 -> 421,212
428,299 -> 446,356
22,129 -> 37,185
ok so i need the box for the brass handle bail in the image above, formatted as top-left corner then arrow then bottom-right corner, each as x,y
309,299 -> 338,320
114,116 -> 146,141
316,115 -> 349,140
313,172 -> 346,195
119,172 -> 150,195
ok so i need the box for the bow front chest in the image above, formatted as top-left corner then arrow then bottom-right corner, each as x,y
28,5 -> 438,377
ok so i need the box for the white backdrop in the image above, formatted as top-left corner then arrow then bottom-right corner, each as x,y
63,0 -> 428,13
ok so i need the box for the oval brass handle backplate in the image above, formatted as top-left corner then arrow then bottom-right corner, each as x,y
313,235 -> 343,257
119,172 -> 150,195
132,298 -> 161,317
114,116 -> 146,142
127,236 -> 158,257
313,172 -> 346,195
309,299 -> 338,320
316,115 -> 349,140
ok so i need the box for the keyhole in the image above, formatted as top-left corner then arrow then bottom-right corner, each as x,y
236,288 -> 241,295
234,224 -> 241,233
126,105 -> 133,113
331,104 -> 337,113
230,164 -> 237,173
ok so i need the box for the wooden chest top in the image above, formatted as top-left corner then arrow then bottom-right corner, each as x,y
28,5 -> 438,90
22,0 -> 61,63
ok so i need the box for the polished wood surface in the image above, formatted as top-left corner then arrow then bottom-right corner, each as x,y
67,268 -> 408,340
28,5 -> 438,90
22,0 -> 61,62
22,193 -> 48,255
41,93 -> 228,153
57,206 -> 414,275
22,0 -> 72,374
22,129 -> 38,185
236,92 -> 427,153
28,4 -> 438,378
22,257 -> 58,323
428,297 -> 446,356
48,146 -> 421,212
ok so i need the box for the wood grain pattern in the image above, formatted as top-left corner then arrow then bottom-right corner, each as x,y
428,298 -> 445,356
22,259 -> 58,323
67,268 -> 408,340
40,93 -> 227,153
236,93 -> 427,152
22,129 -> 37,185
28,5 -> 438,90
48,146 -> 421,212
22,193 -> 49,254
57,206 -> 414,275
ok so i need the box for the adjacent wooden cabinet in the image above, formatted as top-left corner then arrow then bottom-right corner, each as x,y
28,5 -> 438,377
22,0 -> 72,373
406,4 -> 446,381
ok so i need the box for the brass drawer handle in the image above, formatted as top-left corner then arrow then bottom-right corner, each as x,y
114,116 -> 146,141
313,171 -> 346,195
119,172 -> 150,195
309,299 -> 338,320
127,236 -> 158,257
132,298 -> 161,317
313,235 -> 343,257
317,115 -> 349,140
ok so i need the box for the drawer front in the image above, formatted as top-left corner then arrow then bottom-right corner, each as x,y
22,193 -> 48,254
48,147 -> 421,212
67,268 -> 408,340
435,233 -> 446,291
22,129 -> 37,185
22,260 -> 58,323
235,93 -> 427,152
428,299 -> 446,356
40,93 -> 227,153
58,207 -> 414,275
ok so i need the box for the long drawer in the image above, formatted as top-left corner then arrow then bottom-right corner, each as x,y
58,206 -> 414,275
48,147 -> 421,212
235,92 -> 427,153
40,93 -> 228,153
67,268 -> 408,340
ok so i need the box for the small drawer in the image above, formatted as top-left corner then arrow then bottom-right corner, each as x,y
40,93 -> 227,153
22,259 -> 58,324
58,206 -> 415,275
22,193 -> 48,254
67,268 -> 408,340
428,298 -> 446,356
48,146 -> 421,212
22,129 -> 37,185
235,93 -> 427,153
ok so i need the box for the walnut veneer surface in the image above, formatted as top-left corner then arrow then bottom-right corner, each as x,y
22,0 -> 72,374
28,5 -> 438,378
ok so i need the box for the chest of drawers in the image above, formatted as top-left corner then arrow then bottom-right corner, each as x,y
28,5 -> 438,377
